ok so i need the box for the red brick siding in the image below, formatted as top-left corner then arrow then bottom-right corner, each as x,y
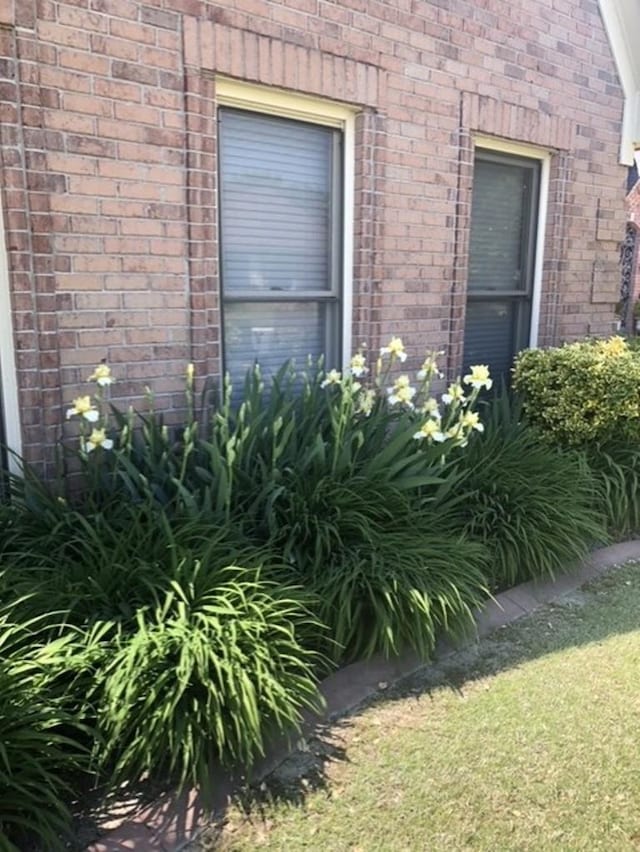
0,0 -> 630,463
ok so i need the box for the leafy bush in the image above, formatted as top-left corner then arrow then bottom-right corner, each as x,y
309,504 -> 489,661
447,395 -> 607,590
0,612 -> 91,851
0,340 -> 499,820
0,507 -> 323,793
513,336 -> 640,447
59,344 -> 491,523
583,441 -> 640,537
258,465 -> 489,661
89,560 -> 324,792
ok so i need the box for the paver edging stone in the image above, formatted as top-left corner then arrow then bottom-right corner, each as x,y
87,540 -> 640,851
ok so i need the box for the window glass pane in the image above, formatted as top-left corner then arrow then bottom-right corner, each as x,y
468,159 -> 534,293
224,301 -> 336,388
463,300 -> 525,384
219,109 -> 336,294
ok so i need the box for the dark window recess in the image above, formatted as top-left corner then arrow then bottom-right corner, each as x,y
463,151 -> 541,387
619,223 -> 637,331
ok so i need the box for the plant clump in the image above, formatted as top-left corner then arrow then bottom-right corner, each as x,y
513,336 -> 640,447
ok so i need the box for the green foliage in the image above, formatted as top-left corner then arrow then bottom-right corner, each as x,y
312,514 -> 489,662
583,441 -> 640,537
0,501 -> 323,794
513,337 -> 640,447
448,395 -> 607,590
0,611 -> 91,851
257,468 -> 488,662
3,340 -> 622,832
90,560 -> 323,792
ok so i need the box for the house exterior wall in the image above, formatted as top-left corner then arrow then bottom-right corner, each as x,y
0,0 -> 629,466
627,181 -> 640,305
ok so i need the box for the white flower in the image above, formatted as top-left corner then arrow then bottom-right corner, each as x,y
413,418 -> 446,442
349,352 -> 368,377
66,395 -> 99,422
380,336 -> 407,362
84,428 -> 114,453
388,374 -> 416,407
320,369 -> 342,388
356,388 -> 377,416
442,382 -> 465,405
417,352 -> 444,381
461,411 -> 484,433
420,397 -> 441,417
88,363 -> 114,386
463,364 -> 492,391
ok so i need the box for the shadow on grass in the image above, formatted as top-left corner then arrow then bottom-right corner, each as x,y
199,562 -> 640,846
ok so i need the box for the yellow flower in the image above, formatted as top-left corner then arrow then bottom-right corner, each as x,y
84,428 -> 114,453
463,364 -> 492,390
442,382 -> 465,405
66,395 -> 99,422
88,363 -> 114,386
186,363 -> 195,381
320,369 -> 342,388
349,352 -> 368,377
417,351 -> 444,381
388,374 -> 416,407
461,410 -> 484,433
420,397 -> 440,417
597,336 -> 628,357
356,388 -> 376,417
413,418 -> 445,442
380,336 -> 407,362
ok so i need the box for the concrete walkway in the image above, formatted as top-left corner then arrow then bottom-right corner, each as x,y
87,540 -> 640,851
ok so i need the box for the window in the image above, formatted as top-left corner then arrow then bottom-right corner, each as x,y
0,191 -> 20,482
216,81 -> 354,390
463,148 -> 544,385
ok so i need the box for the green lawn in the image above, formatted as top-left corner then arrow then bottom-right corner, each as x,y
198,563 -> 640,851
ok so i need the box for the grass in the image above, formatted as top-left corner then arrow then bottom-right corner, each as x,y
199,562 -> 640,851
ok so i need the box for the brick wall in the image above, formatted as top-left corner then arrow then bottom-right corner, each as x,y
0,0 -> 629,464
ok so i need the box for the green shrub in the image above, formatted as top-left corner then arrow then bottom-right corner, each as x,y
59,344 -> 490,525
312,511 -> 489,662
0,612 -> 91,851
263,469 -> 489,662
513,337 -> 640,447
0,499 -> 262,629
583,441 -> 640,537
89,559 -> 324,792
0,340 -> 499,808
447,395 -> 607,590
0,503 -> 324,794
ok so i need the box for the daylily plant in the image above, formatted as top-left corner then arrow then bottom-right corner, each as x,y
319,336 -> 491,452
66,362 -> 116,455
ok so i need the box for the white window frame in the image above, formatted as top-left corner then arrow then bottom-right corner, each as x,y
0,197 -> 21,470
472,136 -> 551,349
215,77 -> 356,370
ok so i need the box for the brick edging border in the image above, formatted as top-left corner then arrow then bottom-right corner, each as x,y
88,540 -> 640,851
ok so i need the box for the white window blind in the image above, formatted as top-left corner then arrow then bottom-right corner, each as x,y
219,108 -> 342,388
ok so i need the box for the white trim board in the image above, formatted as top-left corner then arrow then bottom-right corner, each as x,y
0,198 -> 22,467
598,0 -> 640,166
